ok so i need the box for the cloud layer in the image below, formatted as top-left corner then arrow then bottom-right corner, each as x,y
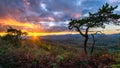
0,0 -> 120,32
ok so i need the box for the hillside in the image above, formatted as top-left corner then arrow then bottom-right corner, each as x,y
39,34 -> 120,51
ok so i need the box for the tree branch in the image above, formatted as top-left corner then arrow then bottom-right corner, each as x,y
76,27 -> 86,37
90,34 -> 95,54
90,31 -> 104,54
94,31 -> 104,35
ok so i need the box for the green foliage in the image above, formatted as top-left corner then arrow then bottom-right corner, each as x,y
112,64 -> 120,68
57,55 -> 64,62
52,63 -> 57,68
111,51 -> 120,68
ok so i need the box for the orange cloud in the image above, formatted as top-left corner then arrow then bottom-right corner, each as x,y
0,18 -> 40,28
0,18 -> 44,33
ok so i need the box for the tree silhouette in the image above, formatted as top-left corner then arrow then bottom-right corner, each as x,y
1,27 -> 27,46
68,3 -> 120,54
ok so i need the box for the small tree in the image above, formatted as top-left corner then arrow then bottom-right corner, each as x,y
68,3 -> 120,54
1,27 -> 27,46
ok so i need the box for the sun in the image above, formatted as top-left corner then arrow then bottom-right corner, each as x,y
29,32 -> 39,41
33,33 -> 37,37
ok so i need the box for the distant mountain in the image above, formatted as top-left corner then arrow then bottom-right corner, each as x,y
39,33 -> 120,50
40,33 -> 120,40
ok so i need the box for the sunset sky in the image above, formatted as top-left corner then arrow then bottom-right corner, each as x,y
0,0 -> 120,36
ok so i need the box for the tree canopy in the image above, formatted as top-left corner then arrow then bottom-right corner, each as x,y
68,3 -> 120,54
1,27 -> 27,46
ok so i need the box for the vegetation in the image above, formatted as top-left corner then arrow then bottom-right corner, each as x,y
69,3 -> 120,54
1,27 -> 27,46
0,38 -> 117,68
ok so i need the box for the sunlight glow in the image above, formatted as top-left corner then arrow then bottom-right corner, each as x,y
27,30 -> 120,36
32,35 -> 39,41
28,32 -> 78,36
0,30 -> 120,37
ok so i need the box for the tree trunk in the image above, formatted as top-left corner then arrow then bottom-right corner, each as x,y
84,35 -> 89,54
76,27 -> 89,54
91,34 -> 95,55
